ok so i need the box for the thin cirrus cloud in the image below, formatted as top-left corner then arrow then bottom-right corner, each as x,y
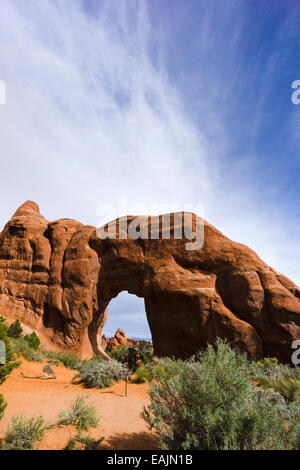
0,0 -> 214,227
0,0 -> 299,336
149,0 -> 300,285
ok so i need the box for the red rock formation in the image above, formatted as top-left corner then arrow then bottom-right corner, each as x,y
106,328 -> 128,352
0,201 -> 299,362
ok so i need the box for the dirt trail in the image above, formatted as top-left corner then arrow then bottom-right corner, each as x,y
0,360 -> 158,450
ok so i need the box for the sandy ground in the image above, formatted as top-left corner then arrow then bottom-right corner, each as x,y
0,359 -> 158,450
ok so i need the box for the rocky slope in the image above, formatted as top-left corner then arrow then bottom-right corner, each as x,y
106,328 -> 128,352
0,201 -> 299,362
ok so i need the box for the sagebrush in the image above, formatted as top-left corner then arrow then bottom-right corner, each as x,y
57,395 -> 99,431
45,350 -> 81,369
64,433 -> 104,450
74,358 -> 127,388
3,415 -> 48,450
11,337 -> 44,362
0,394 -> 7,422
142,339 -> 300,450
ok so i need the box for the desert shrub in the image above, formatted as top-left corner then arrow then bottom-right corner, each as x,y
142,339 -> 298,450
150,363 -> 167,381
74,358 -> 127,388
7,319 -> 23,339
256,357 -> 279,370
3,415 -> 48,450
255,374 -> 273,390
23,332 -> 40,351
57,396 -> 99,431
11,337 -> 44,362
108,345 -> 138,371
258,376 -> 300,404
264,388 -> 285,406
64,433 -> 104,450
148,358 -> 183,380
138,340 -> 152,350
130,357 -> 182,383
252,357 -> 300,381
0,316 -> 20,385
108,343 -> 153,372
137,341 -> 154,364
45,350 -> 81,369
275,379 -> 300,403
275,400 -> 300,449
123,346 -> 140,371
0,317 -> 19,425
131,365 -> 151,383
0,394 -> 7,421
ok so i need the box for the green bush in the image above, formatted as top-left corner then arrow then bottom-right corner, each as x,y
57,396 -> 99,431
252,357 -> 300,381
7,319 -> 23,339
11,337 -> 44,362
131,365 -> 151,383
108,345 -> 139,371
276,379 -> 300,403
45,350 -> 81,369
74,358 -> 127,388
142,339 -> 298,450
0,394 -> 7,421
149,358 -> 183,380
0,317 -> 19,426
108,343 -> 153,372
23,332 -> 40,351
64,433 -> 104,450
0,316 -> 20,385
254,357 -> 300,405
257,376 -> 300,404
137,341 -> 154,364
3,415 -> 48,450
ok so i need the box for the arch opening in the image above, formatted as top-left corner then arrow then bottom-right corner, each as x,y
88,290 -> 152,360
103,291 -> 152,341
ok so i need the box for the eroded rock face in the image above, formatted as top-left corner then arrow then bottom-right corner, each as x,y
0,201 -> 299,362
106,328 -> 128,352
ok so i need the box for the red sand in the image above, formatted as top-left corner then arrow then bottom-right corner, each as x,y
0,360 -> 158,450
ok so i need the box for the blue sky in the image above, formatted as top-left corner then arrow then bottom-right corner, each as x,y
0,0 -> 299,338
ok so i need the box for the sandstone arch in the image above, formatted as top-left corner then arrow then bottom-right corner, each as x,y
0,201 -> 299,363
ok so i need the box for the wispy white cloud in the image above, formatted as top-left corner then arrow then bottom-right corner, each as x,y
0,0 -> 299,301
0,0 -> 214,226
